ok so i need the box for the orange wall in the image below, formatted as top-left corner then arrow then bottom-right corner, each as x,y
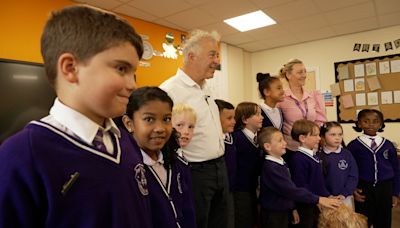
0,0 -> 185,86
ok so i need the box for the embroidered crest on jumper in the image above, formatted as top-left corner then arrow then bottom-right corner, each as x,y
383,149 -> 389,159
177,172 -> 183,194
134,164 -> 149,195
338,160 -> 348,170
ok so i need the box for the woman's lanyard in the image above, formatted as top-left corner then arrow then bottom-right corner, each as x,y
293,98 -> 308,119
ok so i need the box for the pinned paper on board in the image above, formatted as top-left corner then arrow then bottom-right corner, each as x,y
354,78 -> 365,91
366,76 -> 381,91
366,62 -> 377,76
367,92 -> 378,106
381,91 -> 393,104
355,93 -> 366,106
391,60 -> 400,73
330,83 -> 341,96
344,79 -> 354,92
394,90 -> 400,103
354,64 -> 365,77
341,94 -> 354,108
337,65 -> 349,80
379,61 -> 390,74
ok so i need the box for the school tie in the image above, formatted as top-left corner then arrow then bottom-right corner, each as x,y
370,138 -> 377,150
93,129 -> 107,152
253,135 -> 258,145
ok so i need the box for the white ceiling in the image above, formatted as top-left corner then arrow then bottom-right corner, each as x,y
74,0 -> 400,52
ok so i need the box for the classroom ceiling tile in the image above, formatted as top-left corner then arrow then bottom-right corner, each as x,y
378,11 -> 400,28
127,0 -> 192,18
221,32 -> 255,46
374,0 -> 400,14
198,22 -> 238,37
262,0 -> 320,22
197,0 -> 258,21
332,17 -> 379,35
113,4 -> 158,21
73,0 -> 400,52
163,8 -> 217,30
324,1 -> 375,25
312,0 -> 369,12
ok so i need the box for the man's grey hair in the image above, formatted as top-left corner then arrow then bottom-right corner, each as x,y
182,29 -> 220,64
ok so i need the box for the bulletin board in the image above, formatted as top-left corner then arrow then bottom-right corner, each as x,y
334,53 -> 400,123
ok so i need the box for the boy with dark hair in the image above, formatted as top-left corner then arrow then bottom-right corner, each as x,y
0,5 -> 151,227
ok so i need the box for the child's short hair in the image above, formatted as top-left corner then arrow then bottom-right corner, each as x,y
126,86 -> 173,118
258,127 -> 281,152
41,5 -> 143,87
256,72 -> 281,99
234,102 -> 258,130
215,99 -> 234,112
353,109 -> 385,132
172,103 -> 197,123
291,119 -> 319,142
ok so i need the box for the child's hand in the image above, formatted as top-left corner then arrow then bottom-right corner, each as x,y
393,196 -> 398,207
292,209 -> 300,224
318,197 -> 341,209
353,188 -> 365,202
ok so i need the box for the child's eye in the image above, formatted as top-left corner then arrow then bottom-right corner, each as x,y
164,117 -> 171,122
116,65 -> 128,74
189,125 -> 195,129
143,117 -> 154,122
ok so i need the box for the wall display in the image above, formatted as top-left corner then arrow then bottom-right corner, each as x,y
334,54 -> 400,122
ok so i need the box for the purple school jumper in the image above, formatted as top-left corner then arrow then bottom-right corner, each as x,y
288,148 -> 330,196
224,133 -> 237,191
347,137 -> 400,196
0,121 -> 152,228
260,157 -> 319,211
232,130 -> 263,192
319,147 -> 358,196
145,156 -> 196,228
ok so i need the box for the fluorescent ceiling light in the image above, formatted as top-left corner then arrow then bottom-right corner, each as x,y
224,10 -> 276,32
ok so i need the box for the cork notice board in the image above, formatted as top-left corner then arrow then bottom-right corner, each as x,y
334,54 -> 400,123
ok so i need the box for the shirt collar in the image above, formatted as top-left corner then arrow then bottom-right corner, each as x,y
298,146 -> 314,157
360,134 -> 381,141
259,102 -> 277,111
177,68 -> 201,88
49,98 -> 120,145
141,149 -> 164,166
323,145 -> 342,154
265,155 -> 285,165
285,88 -> 312,101
242,127 -> 256,140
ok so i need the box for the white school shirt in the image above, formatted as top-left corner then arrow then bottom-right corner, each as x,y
160,68 -> 224,162
359,134 -> 383,149
41,98 -> 120,154
265,155 -> 285,165
141,149 -> 167,187
259,102 -> 282,129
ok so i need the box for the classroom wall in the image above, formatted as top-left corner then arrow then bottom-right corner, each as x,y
249,25 -> 400,145
0,0 -> 186,87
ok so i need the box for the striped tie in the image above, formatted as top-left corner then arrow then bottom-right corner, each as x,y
370,138 -> 377,150
93,130 -> 107,152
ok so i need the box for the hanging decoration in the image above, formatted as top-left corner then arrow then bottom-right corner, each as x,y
353,39 -> 400,52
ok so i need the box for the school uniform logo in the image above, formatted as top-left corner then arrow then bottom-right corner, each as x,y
134,164 -> 149,196
383,149 -> 389,159
338,160 -> 348,170
177,172 -> 183,194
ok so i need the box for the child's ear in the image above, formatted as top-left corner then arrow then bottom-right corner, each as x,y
263,88 -> 270,97
263,142 -> 271,152
122,115 -> 134,133
298,134 -> 306,143
242,116 -> 248,125
58,53 -> 79,83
